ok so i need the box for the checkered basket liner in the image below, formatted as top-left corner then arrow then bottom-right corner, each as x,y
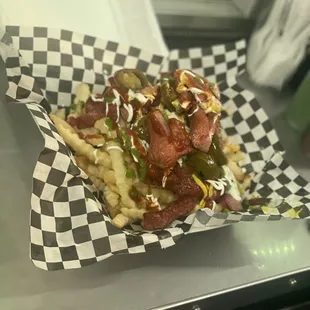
1,27 -> 310,271
160,39 -> 246,83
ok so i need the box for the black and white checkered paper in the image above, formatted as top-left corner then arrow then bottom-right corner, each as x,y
2,27 -> 310,271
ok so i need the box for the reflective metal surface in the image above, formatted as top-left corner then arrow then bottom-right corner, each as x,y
1,64 -> 310,310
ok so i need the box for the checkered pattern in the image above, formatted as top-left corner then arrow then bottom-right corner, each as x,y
2,27 -> 310,271
1,30 -> 50,112
6,26 -> 165,111
161,39 -> 247,83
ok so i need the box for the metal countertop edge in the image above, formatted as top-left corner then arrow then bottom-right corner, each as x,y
152,265 -> 310,310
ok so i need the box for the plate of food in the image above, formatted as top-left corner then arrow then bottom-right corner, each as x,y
2,27 -> 310,270
50,69 -> 250,231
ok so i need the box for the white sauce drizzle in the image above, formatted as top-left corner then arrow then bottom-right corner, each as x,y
223,165 -> 242,201
140,139 -> 149,150
128,89 -> 148,104
189,87 -> 204,94
93,149 -> 99,164
105,101 -> 109,115
146,194 -> 161,210
188,106 -> 199,117
96,143 -> 104,148
135,93 -> 148,104
90,94 -> 104,102
177,158 -> 183,167
132,154 -> 139,163
183,70 -> 204,84
184,70 -> 196,77
211,200 -> 217,211
112,89 -> 122,122
123,103 -> 134,122
162,175 -> 168,188
207,178 -> 227,196
129,136 -> 139,162
106,146 -> 124,152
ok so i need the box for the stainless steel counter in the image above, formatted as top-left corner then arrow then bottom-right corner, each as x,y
1,68 -> 310,310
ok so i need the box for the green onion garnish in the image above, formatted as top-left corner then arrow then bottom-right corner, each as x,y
126,168 -> 136,179
105,118 -> 114,130
105,96 -> 115,103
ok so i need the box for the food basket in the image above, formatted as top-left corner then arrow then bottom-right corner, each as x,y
1,26 -> 310,271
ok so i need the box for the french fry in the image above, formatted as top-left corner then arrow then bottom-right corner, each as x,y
50,114 -> 112,168
112,213 -> 131,228
121,207 -> 146,220
104,185 -> 120,209
106,140 -> 137,209
227,151 -> 245,162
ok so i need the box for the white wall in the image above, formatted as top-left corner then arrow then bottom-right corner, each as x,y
0,0 -> 168,56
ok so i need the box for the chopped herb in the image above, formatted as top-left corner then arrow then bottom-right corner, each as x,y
105,118 -> 114,130
105,96 -> 115,103
70,104 -> 77,112
129,188 -> 139,199
138,160 -> 147,181
209,82 -> 216,88
162,110 -> 169,121
131,148 -> 141,160
125,168 -> 136,179
119,130 -> 131,149
162,78 -> 169,85
172,99 -> 183,114
194,76 -> 203,85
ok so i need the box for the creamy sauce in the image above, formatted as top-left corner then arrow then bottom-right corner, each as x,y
183,70 -> 204,84
112,89 -> 122,122
189,87 -> 204,94
194,93 -> 202,105
93,149 -> 99,164
146,194 -> 161,210
162,175 -> 168,188
106,146 -> 124,152
135,93 -> 148,104
128,89 -> 148,104
90,94 -> 104,102
96,144 -> 104,148
105,101 -> 109,115
130,135 -> 139,162
188,106 -> 199,117
211,200 -> 217,211
223,165 -> 241,201
140,139 -> 149,150
177,158 -> 183,167
183,70 -> 196,77
207,178 -> 227,196
123,103 -> 134,122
